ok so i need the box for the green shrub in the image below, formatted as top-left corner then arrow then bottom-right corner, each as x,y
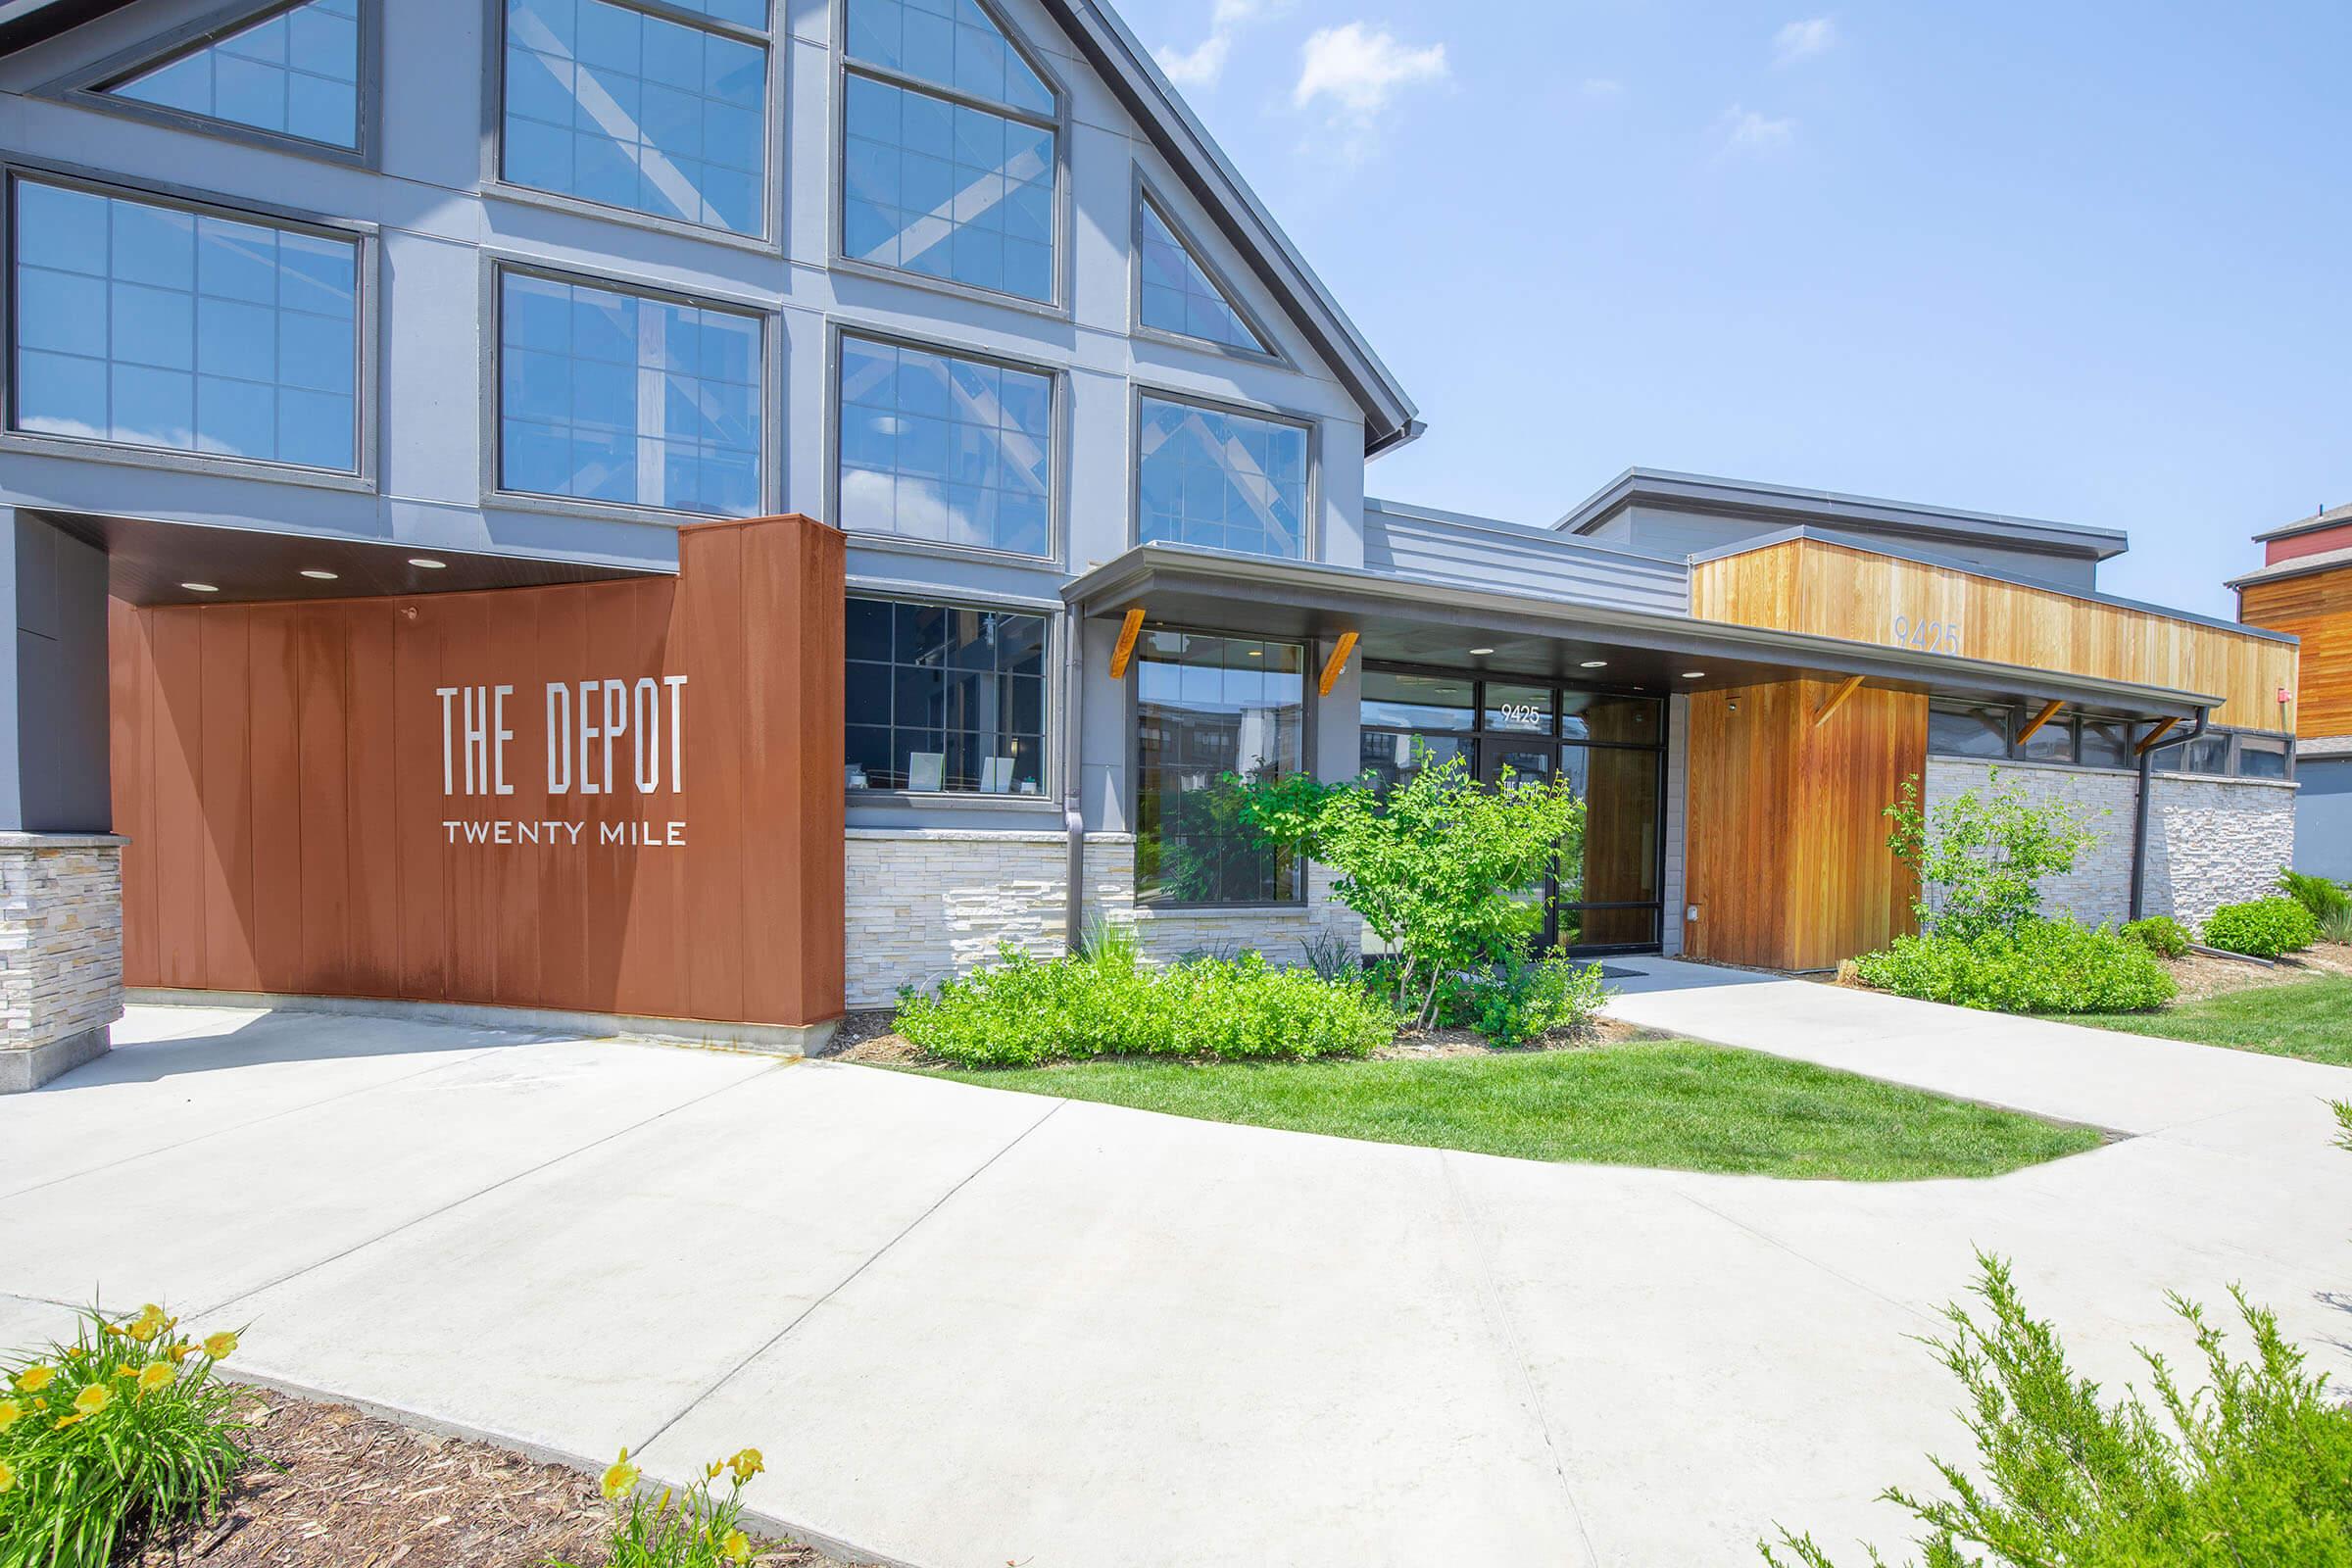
1854,917 -> 2177,1013
1885,768 -> 2103,942
1466,954 -> 1610,1047
2121,914 -> 2191,959
2279,868 -> 2351,925
553,1446 -> 769,1567
2202,897 -> 2319,958
0,1304 -> 252,1568
896,943 -> 1397,1067
1763,1255 -> 2352,1568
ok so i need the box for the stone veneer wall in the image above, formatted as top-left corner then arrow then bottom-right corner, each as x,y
844,828 -> 1363,1007
0,834 -> 125,1092
1922,760 -> 2296,932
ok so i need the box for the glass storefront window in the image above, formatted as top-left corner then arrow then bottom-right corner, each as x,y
1483,682 -> 1554,736
1928,703 -> 2009,758
2079,719 -> 2134,769
1358,730 -> 1466,791
2158,734 -> 2231,775
1360,670 -> 1475,731
1560,692 -> 1661,744
844,596 -> 1047,794
2018,713 -> 2074,763
1136,632 -> 1304,905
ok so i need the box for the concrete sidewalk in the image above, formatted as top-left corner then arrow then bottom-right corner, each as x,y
2,991 -> 2348,1568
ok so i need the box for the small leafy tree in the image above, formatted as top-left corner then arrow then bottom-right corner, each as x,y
1234,745 -> 1584,1024
1885,768 -> 2101,942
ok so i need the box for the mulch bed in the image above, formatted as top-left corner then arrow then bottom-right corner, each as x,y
131,1392 -> 848,1568
2167,939 -> 2352,1003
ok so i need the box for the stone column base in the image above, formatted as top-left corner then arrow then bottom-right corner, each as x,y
0,832 -> 126,1094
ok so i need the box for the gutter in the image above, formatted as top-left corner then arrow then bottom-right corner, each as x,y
1060,605 -> 1086,955
2128,709 -> 2210,922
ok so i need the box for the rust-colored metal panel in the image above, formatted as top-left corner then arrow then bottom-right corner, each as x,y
109,515 -> 847,1029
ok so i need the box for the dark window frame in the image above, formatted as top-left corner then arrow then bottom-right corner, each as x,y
844,590 -> 1054,801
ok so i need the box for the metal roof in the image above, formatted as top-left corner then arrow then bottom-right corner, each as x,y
2229,543 -> 2352,591
1554,467 -> 2132,562
0,0 -> 1423,456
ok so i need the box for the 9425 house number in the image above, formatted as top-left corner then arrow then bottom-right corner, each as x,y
1890,614 -> 1963,656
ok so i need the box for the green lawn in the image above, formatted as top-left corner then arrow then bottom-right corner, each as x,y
922,1039 -> 2102,1181
2060,974 -> 2352,1067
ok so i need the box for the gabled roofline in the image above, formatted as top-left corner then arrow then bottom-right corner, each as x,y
0,0 -> 1425,456
2229,543 -> 2352,591
1043,0 -> 1419,457
2253,501 -> 2352,544
1364,495 -> 1686,569
1555,467 -> 2132,563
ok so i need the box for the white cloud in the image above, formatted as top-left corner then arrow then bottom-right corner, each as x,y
1772,17 -> 1837,65
1721,104 -> 1795,152
1294,22 -> 1447,123
1152,0 -> 1287,92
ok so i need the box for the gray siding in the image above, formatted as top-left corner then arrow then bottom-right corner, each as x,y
2297,758 -> 2352,881
1363,502 -> 1688,615
1598,505 -> 2102,591
6,512 -> 108,832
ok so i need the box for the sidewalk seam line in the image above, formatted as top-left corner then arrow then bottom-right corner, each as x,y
632,1098 -> 1067,1456
193,1060 -> 779,1319
1672,1187 -> 1938,1326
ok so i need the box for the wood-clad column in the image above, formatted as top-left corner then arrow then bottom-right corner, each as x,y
1683,679 -> 1925,970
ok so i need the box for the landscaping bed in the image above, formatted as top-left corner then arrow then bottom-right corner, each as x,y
130,1390 -> 840,1568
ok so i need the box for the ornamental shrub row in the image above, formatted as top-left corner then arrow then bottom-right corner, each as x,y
2120,915 -> 2190,959
2200,897 -> 2319,959
1854,917 -> 2177,1014
896,940 -> 1397,1067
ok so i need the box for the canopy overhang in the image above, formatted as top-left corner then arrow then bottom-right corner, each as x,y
1064,543 -> 2216,722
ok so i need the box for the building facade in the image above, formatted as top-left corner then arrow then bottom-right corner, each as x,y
0,0 -> 2307,1089
2234,504 -> 2351,879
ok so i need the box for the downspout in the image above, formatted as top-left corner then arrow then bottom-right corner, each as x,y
1061,605 -> 1087,955
2129,707 -> 2209,921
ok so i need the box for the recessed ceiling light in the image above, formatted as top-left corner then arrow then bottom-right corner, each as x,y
181,582 -> 219,593
1681,670 -> 1706,679
1579,659 -> 1608,668
1246,649 -> 1261,657
300,569 -> 339,580
408,557 -> 447,569
1468,646 -> 1495,656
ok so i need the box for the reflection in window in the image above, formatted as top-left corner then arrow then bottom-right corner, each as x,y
2236,735 -> 2289,779
110,0 -> 361,148
2078,719 -> 2134,769
498,270 -> 760,514
12,180 -> 358,469
2158,734 -> 2231,776
2018,712 -> 2075,763
1136,632 -> 1303,905
837,335 -> 1051,555
503,0 -> 766,235
1357,730 -> 1465,792
842,0 -> 1055,301
844,596 -> 1046,793
1137,394 -> 1307,560
1927,702 -> 2009,759
1137,193 -> 1267,354
1360,670 -> 1473,731
1482,682 -> 1555,735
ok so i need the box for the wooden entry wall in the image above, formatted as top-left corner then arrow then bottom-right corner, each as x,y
109,514 -> 846,1028
1683,678 -> 1925,971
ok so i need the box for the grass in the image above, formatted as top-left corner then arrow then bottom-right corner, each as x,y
2059,974 -> 2352,1067
922,1039 -> 2102,1181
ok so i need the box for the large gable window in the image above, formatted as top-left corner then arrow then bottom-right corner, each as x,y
103,0 -> 362,150
1136,392 -> 1308,560
502,0 -> 769,236
1137,189 -> 1270,356
836,333 -> 1052,556
496,267 -> 764,515
10,177 -> 361,471
840,0 -> 1058,303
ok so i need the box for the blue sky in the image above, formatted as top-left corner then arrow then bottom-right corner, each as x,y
1117,0 -> 2350,614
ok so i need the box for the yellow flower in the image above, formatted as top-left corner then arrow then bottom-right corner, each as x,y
52,1414 -> 80,1430
0,1459 -> 14,1494
0,1399 -> 19,1432
705,1460 -> 724,1481
138,1363 -> 175,1395
14,1366 -> 53,1394
116,1366 -> 140,1380
165,1341 -> 195,1365
722,1529 -> 753,1562
202,1332 -> 238,1360
600,1449 -> 640,1501
128,1304 -> 168,1344
74,1385 -> 111,1418
727,1446 -> 764,1484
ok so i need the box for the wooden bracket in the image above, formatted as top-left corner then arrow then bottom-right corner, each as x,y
1317,630 -> 1359,698
1812,674 -> 1864,727
1108,607 -> 1145,680
2133,716 -> 2179,755
2016,699 -> 2065,745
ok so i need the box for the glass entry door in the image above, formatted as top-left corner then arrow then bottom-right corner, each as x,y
1359,666 -> 1667,956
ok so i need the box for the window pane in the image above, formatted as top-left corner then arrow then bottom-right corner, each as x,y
1928,703 -> 2008,759
1483,682 -> 1554,735
1360,669 -> 1472,731
841,73 -> 1054,301
1559,743 -> 1659,910
2158,734 -> 2231,775
1357,730 -> 1465,792
1136,394 -> 1307,560
1560,692 -> 1660,745
836,335 -> 1052,554
12,181 -> 357,469
2079,718 -> 2134,769
1136,632 -> 1303,905
111,0 -> 360,149
504,0 -> 766,235
845,0 -> 1051,115
2236,735 -> 2289,779
842,595 -> 1048,794
1138,195 -> 1267,355
2018,713 -> 2074,763
498,270 -> 762,514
